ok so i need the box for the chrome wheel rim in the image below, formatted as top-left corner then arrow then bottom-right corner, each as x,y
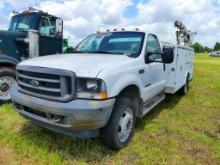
118,107 -> 134,143
0,76 -> 16,101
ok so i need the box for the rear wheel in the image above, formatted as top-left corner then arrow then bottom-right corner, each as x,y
102,97 -> 136,150
0,68 -> 16,103
179,74 -> 190,95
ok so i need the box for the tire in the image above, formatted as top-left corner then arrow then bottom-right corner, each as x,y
102,97 -> 136,150
178,74 -> 190,95
0,67 -> 16,104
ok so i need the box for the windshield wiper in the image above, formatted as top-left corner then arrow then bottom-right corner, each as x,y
72,50 -> 132,56
87,50 -> 122,55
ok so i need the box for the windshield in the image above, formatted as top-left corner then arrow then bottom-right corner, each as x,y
75,32 -> 145,57
9,15 -> 35,31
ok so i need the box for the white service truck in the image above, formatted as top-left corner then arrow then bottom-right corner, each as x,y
11,22 -> 195,150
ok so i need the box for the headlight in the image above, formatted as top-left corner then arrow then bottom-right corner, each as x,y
76,78 -> 108,99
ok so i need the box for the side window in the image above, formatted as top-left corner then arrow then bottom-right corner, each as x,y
146,35 -> 162,61
39,18 -> 55,36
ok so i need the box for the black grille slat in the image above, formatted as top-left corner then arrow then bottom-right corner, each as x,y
18,81 -> 61,93
20,85 -> 61,97
18,70 -> 60,80
18,73 -> 60,83
18,77 -> 60,89
16,66 -> 75,102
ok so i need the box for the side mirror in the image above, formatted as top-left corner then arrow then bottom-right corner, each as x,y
145,51 -> 163,63
55,19 -> 63,36
162,47 -> 174,64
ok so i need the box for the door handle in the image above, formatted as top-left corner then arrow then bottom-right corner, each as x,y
163,63 -> 166,71
139,69 -> 145,74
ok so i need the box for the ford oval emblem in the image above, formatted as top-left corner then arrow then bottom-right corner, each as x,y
30,80 -> 39,87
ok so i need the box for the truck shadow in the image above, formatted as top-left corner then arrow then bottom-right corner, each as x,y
19,94 -> 183,161
135,94 -> 183,131
20,123 -> 115,161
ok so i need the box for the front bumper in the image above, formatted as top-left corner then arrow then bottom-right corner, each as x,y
11,85 -> 115,138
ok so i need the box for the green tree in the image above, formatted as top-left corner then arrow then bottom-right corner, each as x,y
192,42 -> 204,53
204,46 -> 212,52
214,42 -> 220,51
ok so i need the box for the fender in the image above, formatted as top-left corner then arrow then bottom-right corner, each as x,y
108,74 -> 143,98
0,55 -> 19,65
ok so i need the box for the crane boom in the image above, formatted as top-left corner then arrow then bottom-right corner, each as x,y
174,20 -> 194,47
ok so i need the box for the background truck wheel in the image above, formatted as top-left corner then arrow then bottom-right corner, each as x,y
0,68 -> 16,104
178,74 -> 190,95
102,97 -> 136,150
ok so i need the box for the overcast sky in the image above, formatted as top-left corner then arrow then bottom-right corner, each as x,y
0,0 -> 219,47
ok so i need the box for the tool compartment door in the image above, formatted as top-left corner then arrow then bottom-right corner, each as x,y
164,46 -> 178,94
176,47 -> 188,90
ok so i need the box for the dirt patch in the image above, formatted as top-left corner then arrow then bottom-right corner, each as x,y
183,140 -> 218,165
156,128 -> 218,165
194,125 -> 220,140
156,128 -> 173,137
0,144 -> 16,165
186,147 -> 215,165
0,143 -> 34,165
121,152 -> 141,165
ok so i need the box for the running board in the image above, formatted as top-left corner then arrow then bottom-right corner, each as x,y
142,93 -> 166,116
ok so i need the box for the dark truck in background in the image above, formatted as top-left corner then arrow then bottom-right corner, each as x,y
0,7 -> 65,103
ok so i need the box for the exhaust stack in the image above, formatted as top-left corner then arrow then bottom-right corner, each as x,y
27,30 -> 39,58
16,30 -> 39,60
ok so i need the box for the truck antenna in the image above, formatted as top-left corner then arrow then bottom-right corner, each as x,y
174,20 -> 195,47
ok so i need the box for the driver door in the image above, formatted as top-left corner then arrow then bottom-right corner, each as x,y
38,17 -> 62,56
144,34 -> 166,100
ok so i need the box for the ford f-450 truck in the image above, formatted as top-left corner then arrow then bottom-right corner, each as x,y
11,27 -> 195,150
0,7 -> 64,103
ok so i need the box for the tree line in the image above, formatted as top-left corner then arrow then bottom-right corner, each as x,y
191,42 -> 220,53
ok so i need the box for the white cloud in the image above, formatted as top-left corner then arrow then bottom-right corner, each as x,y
39,0 -> 132,46
0,0 -> 220,47
38,0 -> 220,47
135,0 -> 220,47
5,0 -> 38,10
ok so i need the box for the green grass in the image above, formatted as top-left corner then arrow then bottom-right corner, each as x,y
0,54 -> 220,165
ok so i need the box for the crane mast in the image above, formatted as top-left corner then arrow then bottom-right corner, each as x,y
174,20 -> 194,47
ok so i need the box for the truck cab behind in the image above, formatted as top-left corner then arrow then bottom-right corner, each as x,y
0,8 -> 64,103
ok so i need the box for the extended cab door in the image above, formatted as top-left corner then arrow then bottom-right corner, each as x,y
38,17 -> 63,56
142,34 -> 166,101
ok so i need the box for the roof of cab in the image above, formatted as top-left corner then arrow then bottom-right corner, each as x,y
12,9 -> 61,20
96,29 -> 147,34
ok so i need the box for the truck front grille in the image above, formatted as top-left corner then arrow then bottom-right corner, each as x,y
16,65 -> 75,102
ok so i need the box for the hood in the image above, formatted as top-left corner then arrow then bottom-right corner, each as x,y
19,53 -> 132,77
0,30 -> 27,59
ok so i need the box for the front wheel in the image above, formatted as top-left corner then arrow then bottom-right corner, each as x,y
0,68 -> 16,104
102,97 -> 136,150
